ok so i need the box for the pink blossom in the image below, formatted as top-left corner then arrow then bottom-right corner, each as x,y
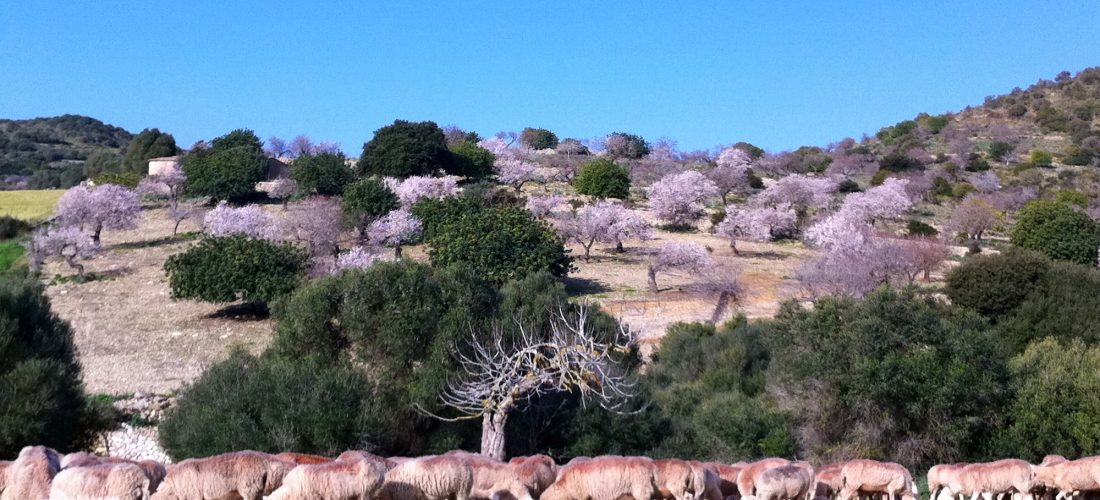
753,174 -> 836,212
709,147 -> 754,202
31,226 -> 98,277
716,204 -> 798,254
137,165 -> 187,210
478,137 -> 511,157
647,241 -> 713,293
804,209 -> 873,252
383,175 -> 460,207
559,201 -> 652,260
946,195 -> 1002,240
367,209 -> 422,258
796,236 -> 934,298
56,184 -> 141,244
334,246 -> 389,272
841,177 -> 912,223
276,196 -> 342,258
647,171 -> 719,226
827,139 -> 879,177
496,158 -> 542,191
526,195 -> 568,218
202,202 -> 276,239
267,178 -> 298,209
969,171 -> 1001,193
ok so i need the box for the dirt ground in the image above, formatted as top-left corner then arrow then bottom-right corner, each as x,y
42,208 -> 275,395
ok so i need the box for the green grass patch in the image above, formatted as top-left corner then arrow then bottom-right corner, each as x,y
0,240 -> 26,274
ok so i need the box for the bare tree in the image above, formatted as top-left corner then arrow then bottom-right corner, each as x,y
420,304 -> 637,460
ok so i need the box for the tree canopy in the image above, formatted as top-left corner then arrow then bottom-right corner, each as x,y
357,120 -> 455,178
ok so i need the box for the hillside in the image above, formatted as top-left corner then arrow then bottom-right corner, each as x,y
0,114 -> 132,189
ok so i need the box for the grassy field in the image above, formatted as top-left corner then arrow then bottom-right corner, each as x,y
0,189 -> 65,221
0,240 -> 26,274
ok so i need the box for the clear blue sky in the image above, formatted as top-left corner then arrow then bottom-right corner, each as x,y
2,1 -> 1098,154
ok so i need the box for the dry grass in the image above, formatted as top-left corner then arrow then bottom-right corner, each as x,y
0,189 -> 66,221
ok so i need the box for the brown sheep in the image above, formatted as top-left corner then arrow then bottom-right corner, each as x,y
275,452 -> 335,465
265,455 -> 386,500
445,451 -> 532,500
837,459 -> 916,500
150,450 -> 294,500
702,463 -> 743,500
2,446 -> 61,500
748,463 -> 814,500
49,462 -> 150,500
694,462 -> 724,500
1034,456 -> 1100,500
654,459 -> 708,500
541,456 -> 657,500
61,454 -> 167,494
737,458 -> 791,497
508,455 -> 557,498
813,463 -> 844,500
377,454 -> 474,500
60,453 -> 103,470
948,460 -> 1034,500
927,464 -> 969,500
0,461 -> 11,497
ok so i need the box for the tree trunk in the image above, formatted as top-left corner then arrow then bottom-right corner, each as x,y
93,224 -> 103,245
710,291 -> 731,325
647,267 -> 659,293
66,255 -> 84,279
480,411 -> 508,461
282,198 -> 289,210
394,245 -> 403,259
615,240 -> 624,253
173,219 -> 182,235
730,239 -> 740,256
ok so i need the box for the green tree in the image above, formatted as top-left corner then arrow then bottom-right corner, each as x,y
944,249 -> 1050,321
183,130 -> 267,201
996,338 -> 1100,461
159,350 -> 373,460
357,120 -> 455,178
573,158 -> 631,199
0,279 -> 106,456
520,128 -> 559,150
765,287 -> 1008,469
293,152 -> 354,196
270,261 -> 497,455
164,235 -> 307,306
413,197 -> 572,283
995,262 -> 1100,353
122,128 -> 178,174
448,141 -> 496,180
342,177 -> 399,240
1010,200 -> 1100,265
605,132 -> 650,159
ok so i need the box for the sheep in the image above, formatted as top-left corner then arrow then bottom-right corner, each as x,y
2,446 -> 61,500
813,463 -> 844,500
508,455 -> 557,497
737,458 -> 791,497
655,459 -> 708,500
540,456 -> 658,500
60,454 -> 167,493
928,464 -> 969,500
747,463 -> 814,500
1033,456 -> 1100,500
265,455 -> 386,500
150,450 -> 295,500
377,454 -> 474,500
0,461 -> 11,497
1041,458 -> 1069,467
275,452 -> 335,465
694,462 -> 725,500
60,453 -> 103,470
49,462 -> 151,500
444,451 -> 532,500
702,462 -> 743,500
949,460 -> 1035,500
837,459 -> 916,500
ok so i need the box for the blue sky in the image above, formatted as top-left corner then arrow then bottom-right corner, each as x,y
2,1 -> 1098,154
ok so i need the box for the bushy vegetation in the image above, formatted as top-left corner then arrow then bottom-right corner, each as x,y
358,120 -> 455,178
164,235 -> 308,306
448,140 -> 495,179
293,152 -> 354,196
0,115 -> 132,188
183,129 -> 268,201
0,279 -> 108,456
520,128 -> 559,150
944,250 -> 1051,321
122,128 -> 177,174
0,215 -> 31,239
574,158 -> 631,199
413,196 -> 572,283
1010,200 -> 1100,265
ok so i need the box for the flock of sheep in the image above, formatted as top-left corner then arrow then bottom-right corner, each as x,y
1,445 -> 1097,500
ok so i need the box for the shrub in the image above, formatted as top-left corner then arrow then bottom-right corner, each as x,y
342,177 -> 399,235
953,182 -> 977,199
413,197 -> 572,283
988,141 -> 1013,162
906,219 -> 938,237
357,120 -> 455,178
932,177 -> 953,197
520,128 -> 559,150
448,140 -> 495,180
879,153 -> 923,173
605,132 -> 650,159
1010,200 -> 1100,265
996,338 -> 1100,461
159,350 -> 373,460
292,152 -> 354,196
995,262 -> 1100,353
184,145 -> 266,201
766,287 -> 1008,469
574,158 -> 631,199
1054,190 -> 1089,208
123,128 -> 178,174
944,249 -> 1050,321
837,179 -> 861,193
270,261 -> 497,454
870,169 -> 890,186
1029,149 -> 1054,167
164,235 -> 308,306
0,279 -> 106,456
0,216 -> 31,239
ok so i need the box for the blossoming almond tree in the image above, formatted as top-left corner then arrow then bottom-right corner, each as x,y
647,241 -> 713,293
55,184 -> 140,245
647,171 -> 719,228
